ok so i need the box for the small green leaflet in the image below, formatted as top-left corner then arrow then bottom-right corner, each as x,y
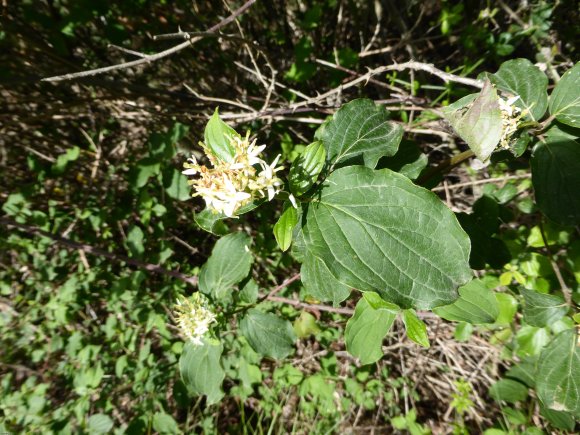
204,108 -> 237,162
345,296 -> 397,364
289,141 -> 326,196
402,309 -> 430,348
273,204 -> 298,251
443,80 -> 503,161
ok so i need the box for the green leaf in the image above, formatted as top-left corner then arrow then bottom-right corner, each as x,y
489,58 -> 548,121
152,412 -> 179,434
489,379 -> 528,403
52,146 -> 80,175
506,356 -> 537,388
239,309 -> 296,359
126,225 -> 144,258
454,322 -> 473,342
531,126 -> 580,226
433,279 -> 499,324
194,209 -> 228,235
443,80 -> 503,161
549,62 -> 580,127
239,278 -> 259,304
164,168 -> 190,201
87,414 -> 114,434
345,297 -> 396,364
273,204 -> 298,252
494,293 -> 518,325
289,141 -> 326,196
402,310 -> 430,348
199,232 -> 253,300
301,251 -> 351,306
179,341 -> 225,404
132,157 -> 160,189
204,108 -> 237,162
301,166 -> 472,310
536,328 -> 580,417
321,99 -> 403,168
521,288 -> 568,327
540,405 -> 575,431
362,291 -> 400,311
293,311 -> 321,338
516,325 -> 550,357
379,139 -> 428,180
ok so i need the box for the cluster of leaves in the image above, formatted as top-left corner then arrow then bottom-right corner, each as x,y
1,0 -> 580,433
179,60 -> 580,432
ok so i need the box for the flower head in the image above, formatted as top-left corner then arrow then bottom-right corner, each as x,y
498,95 -> 524,149
182,130 -> 284,217
174,294 -> 217,346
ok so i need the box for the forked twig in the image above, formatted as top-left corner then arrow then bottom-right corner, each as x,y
41,0 -> 257,82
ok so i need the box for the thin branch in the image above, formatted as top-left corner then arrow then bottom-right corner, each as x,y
431,173 -> 532,192
1,217 -> 199,286
267,295 -> 355,315
41,0 -> 257,82
289,61 -> 482,109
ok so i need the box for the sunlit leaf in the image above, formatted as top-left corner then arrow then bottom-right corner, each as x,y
443,80 -> 502,161
434,279 -> 499,324
345,297 -> 396,364
302,166 -> 472,310
199,232 -> 253,300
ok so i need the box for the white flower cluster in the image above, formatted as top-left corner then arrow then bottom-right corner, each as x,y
182,132 -> 284,217
174,294 -> 217,346
498,95 -> 523,149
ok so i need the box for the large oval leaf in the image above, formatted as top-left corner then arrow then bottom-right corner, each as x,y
536,329 -> 580,417
490,58 -> 548,121
179,341 -> 225,404
302,166 -> 472,310
345,296 -> 396,364
199,232 -> 253,300
531,127 -> 580,226
322,99 -> 403,169
239,309 -> 296,359
521,288 -> 568,327
442,80 -> 502,161
549,62 -> 580,128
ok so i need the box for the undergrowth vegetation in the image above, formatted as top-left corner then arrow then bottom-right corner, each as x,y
1,1 -> 579,434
